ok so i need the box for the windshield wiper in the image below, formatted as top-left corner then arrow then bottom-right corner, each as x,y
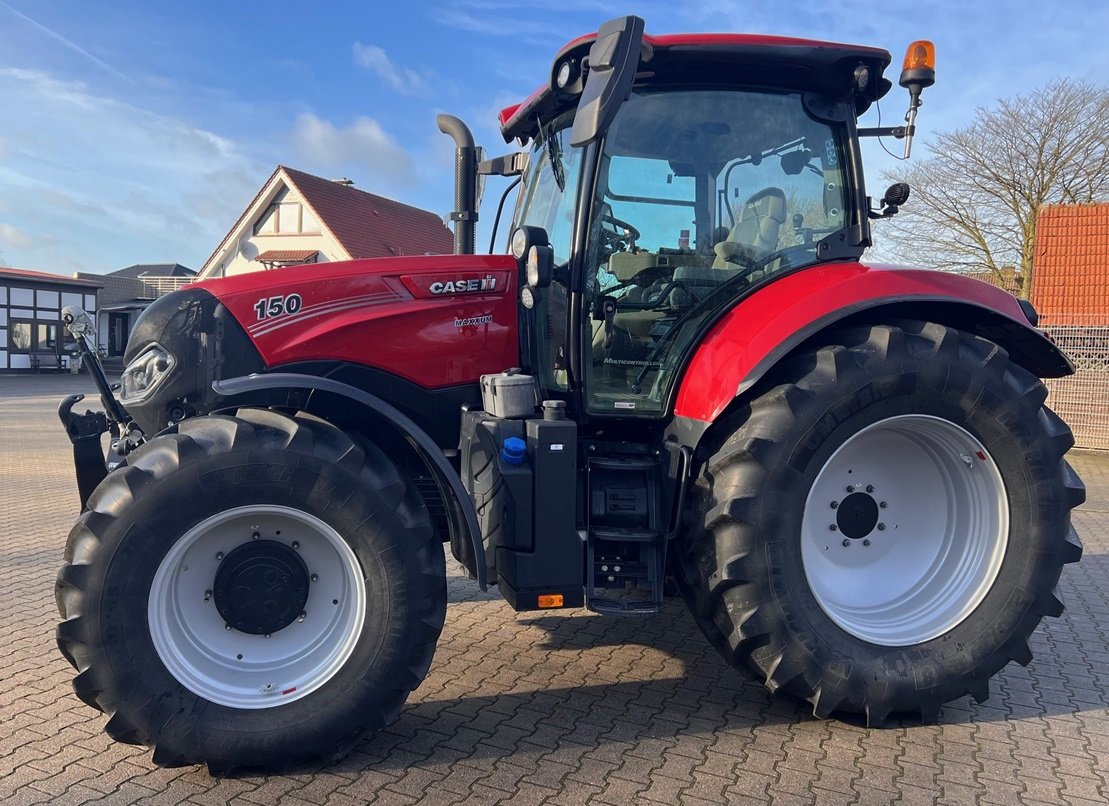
545,124 -> 566,192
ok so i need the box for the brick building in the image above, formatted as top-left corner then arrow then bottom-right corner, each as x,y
1032,203 -> 1109,450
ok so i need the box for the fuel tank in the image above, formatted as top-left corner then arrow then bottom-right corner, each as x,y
198,254 -> 520,387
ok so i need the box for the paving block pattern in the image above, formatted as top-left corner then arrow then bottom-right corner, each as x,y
2,375 -> 1107,804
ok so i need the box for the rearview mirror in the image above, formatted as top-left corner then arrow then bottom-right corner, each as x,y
569,16 -> 645,148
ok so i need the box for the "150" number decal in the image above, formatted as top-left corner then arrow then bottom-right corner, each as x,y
253,294 -> 303,321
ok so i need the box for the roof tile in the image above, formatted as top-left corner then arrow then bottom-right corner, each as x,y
282,167 -> 453,259
1032,203 -> 1109,326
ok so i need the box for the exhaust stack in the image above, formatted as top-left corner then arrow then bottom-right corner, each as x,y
437,114 -> 478,254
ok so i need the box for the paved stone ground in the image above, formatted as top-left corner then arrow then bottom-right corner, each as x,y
2,374 -> 1108,805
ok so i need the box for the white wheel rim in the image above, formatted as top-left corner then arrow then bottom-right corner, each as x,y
801,415 -> 1008,646
149,505 -> 366,709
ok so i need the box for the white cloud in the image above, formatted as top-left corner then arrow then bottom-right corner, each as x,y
0,0 -> 132,84
352,43 -> 433,96
0,67 -> 268,271
0,223 -> 32,248
292,112 -> 414,185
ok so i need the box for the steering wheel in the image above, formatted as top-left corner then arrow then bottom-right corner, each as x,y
599,213 -> 641,252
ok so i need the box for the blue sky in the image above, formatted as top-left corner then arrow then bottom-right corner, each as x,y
0,0 -> 1106,275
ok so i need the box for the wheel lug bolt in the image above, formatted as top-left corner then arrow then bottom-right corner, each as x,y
310,574 -> 318,582
846,485 -> 855,493
830,501 -> 839,509
225,624 -> 232,631
863,539 -> 871,547
264,633 -> 271,639
877,523 -> 886,531
866,485 -> 875,493
842,539 -> 851,547
252,532 -> 261,540
879,501 -> 888,508
292,541 -> 299,550
204,589 -> 212,602
298,612 -> 306,622
829,524 -> 838,532
216,552 -> 224,560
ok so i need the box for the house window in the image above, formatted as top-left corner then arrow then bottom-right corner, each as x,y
10,287 -> 33,307
8,318 -> 61,353
38,322 -> 60,351
10,320 -> 32,351
252,188 -> 320,235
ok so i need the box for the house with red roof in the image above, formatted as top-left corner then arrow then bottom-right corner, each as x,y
198,166 -> 453,279
1031,203 -> 1109,450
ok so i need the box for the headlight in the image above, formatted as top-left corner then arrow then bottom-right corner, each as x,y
120,345 -> 175,403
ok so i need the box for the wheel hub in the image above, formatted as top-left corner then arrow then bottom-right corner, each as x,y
801,414 -> 1009,646
213,540 -> 310,635
836,492 -> 879,539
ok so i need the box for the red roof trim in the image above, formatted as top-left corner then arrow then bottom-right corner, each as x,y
0,266 -> 103,287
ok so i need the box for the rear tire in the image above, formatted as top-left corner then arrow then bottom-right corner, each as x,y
56,409 -> 446,773
678,322 -> 1084,723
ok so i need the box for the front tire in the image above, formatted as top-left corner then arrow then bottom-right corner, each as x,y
679,322 -> 1084,723
56,409 -> 446,773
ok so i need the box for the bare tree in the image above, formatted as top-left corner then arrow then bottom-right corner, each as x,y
877,79 -> 1109,298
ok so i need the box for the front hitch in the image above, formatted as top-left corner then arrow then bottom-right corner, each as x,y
59,306 -> 145,508
58,394 -> 111,507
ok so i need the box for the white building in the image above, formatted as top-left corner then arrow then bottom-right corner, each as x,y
0,267 -> 102,372
199,166 -> 453,279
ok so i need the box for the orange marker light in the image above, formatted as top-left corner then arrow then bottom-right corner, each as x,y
899,40 -> 936,91
537,594 -> 564,608
903,40 -> 935,73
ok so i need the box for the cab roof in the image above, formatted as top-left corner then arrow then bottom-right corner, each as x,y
499,31 -> 892,143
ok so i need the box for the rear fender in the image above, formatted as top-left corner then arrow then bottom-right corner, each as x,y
212,373 -> 486,589
672,263 -> 1072,428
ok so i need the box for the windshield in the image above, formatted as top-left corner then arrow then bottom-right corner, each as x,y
584,88 -> 852,415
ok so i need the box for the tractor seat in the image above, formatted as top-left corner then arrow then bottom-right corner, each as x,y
712,187 -> 787,270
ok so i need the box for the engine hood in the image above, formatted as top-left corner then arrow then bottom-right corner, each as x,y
199,254 -> 520,389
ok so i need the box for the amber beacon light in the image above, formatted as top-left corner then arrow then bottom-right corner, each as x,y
897,40 -> 936,157
900,40 -> 936,88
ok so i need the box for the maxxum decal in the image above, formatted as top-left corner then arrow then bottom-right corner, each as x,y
454,314 -> 493,327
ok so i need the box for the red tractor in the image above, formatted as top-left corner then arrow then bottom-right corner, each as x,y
56,17 -> 1083,773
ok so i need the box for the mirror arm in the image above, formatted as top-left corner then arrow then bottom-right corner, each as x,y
857,125 -> 913,138
478,151 -> 529,177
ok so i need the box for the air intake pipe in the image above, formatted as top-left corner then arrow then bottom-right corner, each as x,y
437,114 -> 478,255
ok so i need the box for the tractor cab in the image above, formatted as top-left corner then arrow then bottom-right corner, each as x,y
452,17 -> 917,418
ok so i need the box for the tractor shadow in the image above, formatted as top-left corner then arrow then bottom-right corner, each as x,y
339,565 -> 1104,775
333,595 -> 804,774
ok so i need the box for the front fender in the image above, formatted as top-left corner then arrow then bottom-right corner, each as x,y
212,372 -> 486,589
672,262 -> 1072,424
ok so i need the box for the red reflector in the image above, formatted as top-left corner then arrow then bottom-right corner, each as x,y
976,451 -> 986,461
537,594 -> 564,609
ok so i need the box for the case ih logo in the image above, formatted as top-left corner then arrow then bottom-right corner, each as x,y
429,275 -> 497,295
